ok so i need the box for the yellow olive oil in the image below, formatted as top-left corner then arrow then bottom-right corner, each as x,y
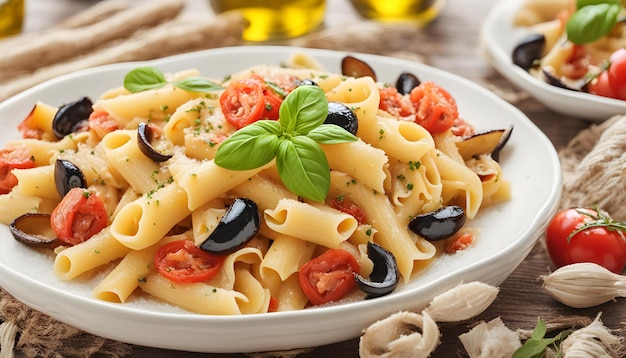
0,0 -> 24,38
349,0 -> 444,25
210,0 -> 326,42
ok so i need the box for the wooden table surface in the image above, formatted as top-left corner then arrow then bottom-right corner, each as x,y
18,0 -> 624,357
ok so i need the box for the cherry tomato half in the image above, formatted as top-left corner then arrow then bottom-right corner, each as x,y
219,75 -> 284,129
299,248 -> 360,306
50,187 -> 109,246
545,207 -> 626,274
154,240 -> 224,284
409,81 -> 458,134
0,146 -> 35,194
588,71 -> 619,100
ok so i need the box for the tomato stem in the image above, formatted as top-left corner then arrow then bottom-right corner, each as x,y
568,205 -> 626,242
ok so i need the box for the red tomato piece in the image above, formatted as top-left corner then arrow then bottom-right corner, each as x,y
330,197 -> 366,224
299,249 -> 360,306
154,240 -> 224,284
220,75 -> 284,129
378,86 -> 414,119
50,187 -> 109,246
608,48 -> 626,100
546,207 -> 626,274
0,146 -> 35,194
88,109 -> 119,137
409,81 -> 458,134
445,232 -> 474,254
562,44 -> 589,80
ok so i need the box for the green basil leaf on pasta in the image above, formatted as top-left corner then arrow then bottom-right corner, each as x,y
566,3 -> 620,44
124,66 -> 168,93
173,77 -> 223,93
214,120 -> 281,170
307,124 -> 358,144
279,85 -> 328,135
276,136 -> 330,202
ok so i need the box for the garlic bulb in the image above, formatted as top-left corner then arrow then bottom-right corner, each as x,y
424,281 -> 499,322
542,262 -> 626,308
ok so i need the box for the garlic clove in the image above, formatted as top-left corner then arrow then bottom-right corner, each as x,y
423,281 -> 499,322
559,313 -> 625,357
458,317 -> 521,358
359,311 -> 439,358
541,262 -> 625,308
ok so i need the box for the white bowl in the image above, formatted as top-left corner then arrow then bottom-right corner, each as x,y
0,46 -> 561,353
481,0 -> 626,121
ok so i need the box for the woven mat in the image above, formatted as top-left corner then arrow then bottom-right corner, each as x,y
1,0 -> 617,356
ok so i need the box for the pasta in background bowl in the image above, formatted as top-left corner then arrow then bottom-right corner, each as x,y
481,0 -> 626,121
0,46 -> 561,353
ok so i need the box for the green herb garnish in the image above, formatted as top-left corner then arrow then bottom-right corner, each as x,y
214,85 -> 357,202
566,0 -> 621,44
512,318 -> 571,358
124,66 -> 222,93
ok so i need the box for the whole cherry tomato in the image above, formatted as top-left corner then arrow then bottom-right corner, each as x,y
608,48 -> 626,100
545,207 -> 626,274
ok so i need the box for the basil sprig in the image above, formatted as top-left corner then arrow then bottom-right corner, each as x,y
214,85 -> 357,202
124,66 -> 222,93
512,318 -> 571,358
566,0 -> 621,44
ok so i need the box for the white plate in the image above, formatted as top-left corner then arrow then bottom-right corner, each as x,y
481,0 -> 626,121
0,46 -> 561,353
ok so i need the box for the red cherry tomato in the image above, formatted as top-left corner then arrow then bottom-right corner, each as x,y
299,249 -> 360,305
545,207 -> 626,274
330,197 -> 366,224
154,240 -> 224,284
608,48 -> 626,100
589,71 -> 619,99
50,187 -> 109,246
409,81 -> 458,134
378,86 -> 414,119
0,146 -> 35,194
219,75 -> 284,129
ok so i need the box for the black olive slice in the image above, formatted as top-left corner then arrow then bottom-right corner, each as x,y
10,213 -> 59,247
52,97 -> 93,139
324,102 -> 359,135
512,33 -> 545,71
408,205 -> 466,241
396,72 -> 421,95
354,242 -> 399,299
200,198 -> 260,255
297,78 -> 320,87
54,159 -> 87,198
137,122 -> 173,162
491,125 -> 514,162
455,127 -> 512,161
341,55 -> 377,81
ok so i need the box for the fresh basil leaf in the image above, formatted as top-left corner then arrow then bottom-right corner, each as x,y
307,124 -> 358,144
276,136 -> 330,202
124,66 -> 168,93
576,0 -> 620,10
173,77 -> 223,93
279,85 -> 328,135
214,120 -> 281,170
566,3 -> 620,44
511,339 -> 550,358
531,318 -> 546,339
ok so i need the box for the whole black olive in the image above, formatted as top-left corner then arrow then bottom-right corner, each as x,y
10,213 -> 59,247
396,72 -> 421,95
54,158 -> 87,197
512,33 -> 545,71
200,198 -> 260,255
354,242 -> 399,299
52,97 -> 93,139
137,122 -> 173,162
408,205 -> 466,241
341,55 -> 377,81
324,102 -> 359,135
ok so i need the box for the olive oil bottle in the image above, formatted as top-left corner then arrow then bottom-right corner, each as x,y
0,0 -> 24,38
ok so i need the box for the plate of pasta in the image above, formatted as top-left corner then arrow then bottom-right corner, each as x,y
481,0 -> 626,121
0,46 -> 561,353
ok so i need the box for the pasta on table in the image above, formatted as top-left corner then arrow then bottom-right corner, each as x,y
0,53 -> 511,315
